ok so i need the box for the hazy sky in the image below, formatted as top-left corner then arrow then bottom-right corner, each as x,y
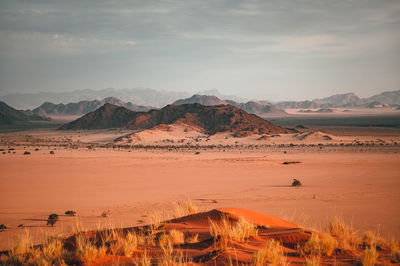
0,0 -> 399,101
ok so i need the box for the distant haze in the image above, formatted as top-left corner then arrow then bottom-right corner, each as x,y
0,1 -> 399,101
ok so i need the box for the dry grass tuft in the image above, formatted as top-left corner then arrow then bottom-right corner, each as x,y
253,239 -> 287,266
174,200 -> 199,218
327,215 -> 358,250
186,233 -> 199,243
360,246 -> 378,266
362,231 -> 376,247
298,232 -> 337,257
209,215 -> 258,249
305,256 -> 321,266
390,241 -> 400,262
109,231 -> 138,257
75,233 -> 106,263
169,229 -> 185,245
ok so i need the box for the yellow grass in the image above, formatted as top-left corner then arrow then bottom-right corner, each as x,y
169,229 -> 185,245
75,233 -> 106,263
209,215 -> 258,249
360,246 -> 378,266
391,241 -> 400,262
305,256 -> 321,266
327,215 -> 358,250
253,239 -> 287,266
298,232 -> 337,257
174,200 -> 199,218
186,233 -> 199,243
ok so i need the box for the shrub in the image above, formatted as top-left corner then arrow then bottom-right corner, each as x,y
65,210 -> 76,216
50,151 -> 54,154
292,178 -> 302,187
0,224 -> 6,231
47,214 -> 58,226
23,151 -> 30,155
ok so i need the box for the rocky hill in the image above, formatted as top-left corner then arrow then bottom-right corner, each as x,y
58,103 -> 140,130
60,103 -> 294,136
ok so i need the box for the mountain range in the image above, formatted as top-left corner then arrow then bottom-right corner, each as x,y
59,103 -> 294,137
173,94 -> 286,115
3,88 -> 400,110
31,97 -> 154,118
0,88 -> 247,110
0,101 -> 48,125
275,90 -> 400,109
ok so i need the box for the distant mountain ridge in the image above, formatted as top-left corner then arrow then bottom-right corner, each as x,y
173,94 -> 286,115
60,103 -> 294,136
0,101 -> 48,125
32,97 -> 154,117
1,88 -> 190,109
1,88 -> 399,110
276,90 -> 400,109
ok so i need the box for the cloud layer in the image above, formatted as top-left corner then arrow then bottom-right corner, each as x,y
0,0 -> 399,100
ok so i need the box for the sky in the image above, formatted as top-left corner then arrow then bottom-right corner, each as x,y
0,0 -> 399,101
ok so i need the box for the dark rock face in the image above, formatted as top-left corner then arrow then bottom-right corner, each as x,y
58,103 -> 140,130
0,101 -> 47,125
60,103 -> 295,136
124,103 -> 294,135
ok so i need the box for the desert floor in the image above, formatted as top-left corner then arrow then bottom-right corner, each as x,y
0,128 -> 399,251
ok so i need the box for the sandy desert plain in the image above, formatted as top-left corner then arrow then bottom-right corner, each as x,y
0,109 -> 400,265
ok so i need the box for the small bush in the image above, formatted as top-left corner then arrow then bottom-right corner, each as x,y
292,178 -> 302,187
0,224 -> 7,231
47,214 -> 58,226
50,151 -> 54,154
23,151 -> 30,155
65,210 -> 76,216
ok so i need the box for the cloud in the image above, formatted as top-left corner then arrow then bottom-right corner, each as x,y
0,31 -> 137,56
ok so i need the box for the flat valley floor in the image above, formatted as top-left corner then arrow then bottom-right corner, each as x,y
0,128 -> 399,250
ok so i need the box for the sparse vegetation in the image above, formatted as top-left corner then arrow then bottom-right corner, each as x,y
0,224 -> 6,231
390,240 -> 400,262
253,239 -> 287,266
292,178 -> 302,187
360,246 -> 378,266
209,216 -> 258,249
327,215 -> 358,250
298,232 -> 337,257
23,151 -> 30,155
47,213 -> 58,226
0,205 -> 396,265
65,210 -> 76,216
